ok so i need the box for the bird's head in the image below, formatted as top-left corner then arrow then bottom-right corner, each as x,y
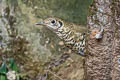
35,18 -> 63,31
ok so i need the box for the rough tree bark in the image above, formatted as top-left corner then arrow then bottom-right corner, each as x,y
86,0 -> 120,80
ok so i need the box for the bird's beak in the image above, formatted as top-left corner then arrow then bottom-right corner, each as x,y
35,21 -> 44,25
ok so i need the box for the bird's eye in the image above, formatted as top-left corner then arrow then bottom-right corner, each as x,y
51,20 -> 56,24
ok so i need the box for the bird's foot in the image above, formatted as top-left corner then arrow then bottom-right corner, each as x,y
78,50 -> 85,56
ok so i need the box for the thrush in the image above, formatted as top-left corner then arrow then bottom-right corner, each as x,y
35,17 -> 87,56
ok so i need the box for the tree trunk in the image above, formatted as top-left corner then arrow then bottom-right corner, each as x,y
86,0 -> 120,80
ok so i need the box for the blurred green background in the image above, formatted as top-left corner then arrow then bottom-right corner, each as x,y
23,0 -> 93,25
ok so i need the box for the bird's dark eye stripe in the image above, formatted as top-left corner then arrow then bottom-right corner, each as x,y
58,21 -> 63,27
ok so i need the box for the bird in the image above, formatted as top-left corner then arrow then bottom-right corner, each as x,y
35,17 -> 87,56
